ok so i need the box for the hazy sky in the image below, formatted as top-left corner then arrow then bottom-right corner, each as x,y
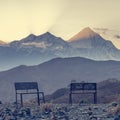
0,0 -> 120,47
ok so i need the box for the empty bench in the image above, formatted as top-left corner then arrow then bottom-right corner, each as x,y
69,82 -> 97,104
14,82 -> 45,106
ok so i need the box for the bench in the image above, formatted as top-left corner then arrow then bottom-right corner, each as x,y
14,82 -> 45,106
69,82 -> 97,104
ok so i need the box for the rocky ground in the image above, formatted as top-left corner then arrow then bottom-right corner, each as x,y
0,101 -> 120,120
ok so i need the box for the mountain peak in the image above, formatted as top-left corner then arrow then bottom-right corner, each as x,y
69,27 -> 98,42
25,34 -> 36,40
45,32 -> 52,35
27,34 -> 36,39
24,32 -> 53,41
0,40 -> 6,45
41,32 -> 55,37
82,27 -> 95,33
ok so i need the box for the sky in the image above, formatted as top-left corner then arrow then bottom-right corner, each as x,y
0,0 -> 120,48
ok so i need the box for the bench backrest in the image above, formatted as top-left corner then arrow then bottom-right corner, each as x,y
14,82 -> 39,91
70,83 -> 97,91
69,82 -> 97,104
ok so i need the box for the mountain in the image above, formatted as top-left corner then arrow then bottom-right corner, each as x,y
9,32 -> 72,56
1,28 -> 120,71
69,27 -> 106,48
0,40 -> 6,45
0,57 -> 120,102
69,27 -> 120,60
0,32 -> 74,71
10,32 -> 69,49
69,27 -> 98,42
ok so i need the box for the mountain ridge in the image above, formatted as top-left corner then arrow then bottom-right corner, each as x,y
69,27 -> 117,49
0,28 -> 120,71
68,27 -> 120,61
0,57 -> 120,101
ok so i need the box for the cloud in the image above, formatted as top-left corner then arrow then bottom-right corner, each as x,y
114,35 -> 120,39
22,42 -> 52,48
94,28 -> 109,34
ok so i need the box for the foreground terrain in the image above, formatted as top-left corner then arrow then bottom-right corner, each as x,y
0,102 -> 120,120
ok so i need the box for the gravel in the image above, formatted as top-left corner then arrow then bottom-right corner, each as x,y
0,102 -> 120,120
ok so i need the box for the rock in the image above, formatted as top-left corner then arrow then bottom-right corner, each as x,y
90,116 -> 97,120
114,115 -> 120,120
112,102 -> 118,107
0,102 -> 119,119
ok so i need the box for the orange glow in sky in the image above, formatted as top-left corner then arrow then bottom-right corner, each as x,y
0,0 -> 120,48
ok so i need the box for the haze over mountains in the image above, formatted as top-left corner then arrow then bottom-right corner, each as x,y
0,32 -> 74,71
0,28 -> 120,101
0,57 -> 120,101
0,27 -> 120,71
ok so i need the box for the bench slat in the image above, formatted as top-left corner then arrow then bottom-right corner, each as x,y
14,82 -> 38,90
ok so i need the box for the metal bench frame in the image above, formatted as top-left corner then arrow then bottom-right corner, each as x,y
14,82 -> 45,106
69,83 -> 97,104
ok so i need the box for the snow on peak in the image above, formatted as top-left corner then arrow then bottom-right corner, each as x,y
22,42 -> 52,48
69,27 -> 98,42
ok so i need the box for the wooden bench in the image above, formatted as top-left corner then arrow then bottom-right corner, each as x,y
14,82 -> 45,106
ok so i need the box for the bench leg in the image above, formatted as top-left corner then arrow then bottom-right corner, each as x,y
20,93 -> 23,106
69,93 -> 72,105
15,93 -> 18,105
37,92 -> 40,105
94,92 -> 97,104
42,92 -> 45,103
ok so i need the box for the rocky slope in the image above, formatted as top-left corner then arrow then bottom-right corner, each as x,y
46,79 -> 120,104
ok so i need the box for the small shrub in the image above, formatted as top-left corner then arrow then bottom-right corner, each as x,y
40,103 -> 53,113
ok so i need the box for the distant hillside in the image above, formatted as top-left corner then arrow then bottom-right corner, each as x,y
0,57 -> 120,102
46,79 -> 120,103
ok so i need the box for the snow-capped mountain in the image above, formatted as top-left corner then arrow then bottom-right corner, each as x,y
0,28 -> 120,71
69,27 -> 116,49
69,27 -> 98,42
69,27 -> 120,60
0,32 -> 74,71
10,32 -> 68,49
10,32 -> 71,57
